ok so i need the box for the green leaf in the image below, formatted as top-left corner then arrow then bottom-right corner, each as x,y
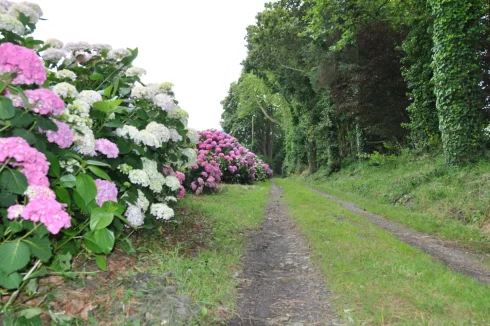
83,231 -> 102,254
116,138 -> 132,154
86,160 -> 112,168
102,201 -> 125,215
119,87 -> 131,96
0,271 -> 22,289
36,116 -> 58,131
0,96 -> 16,119
26,267 -> 48,280
10,111 -> 34,127
51,252 -> 72,272
103,85 -> 113,98
90,207 -> 114,230
76,173 -> 97,204
120,237 -> 136,254
95,255 -> 107,271
0,168 -> 28,194
55,187 -> 71,205
18,308 -> 43,319
93,228 -> 115,254
89,73 -> 104,81
23,237 -> 52,262
60,174 -> 76,188
46,151 -> 61,178
0,188 -> 17,207
104,118 -> 124,128
88,166 -> 111,181
0,239 -> 31,274
12,128 -> 36,144
73,190 -> 93,215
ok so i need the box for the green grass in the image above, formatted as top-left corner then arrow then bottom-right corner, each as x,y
276,178 -> 490,325
134,181 -> 272,323
300,154 -> 490,254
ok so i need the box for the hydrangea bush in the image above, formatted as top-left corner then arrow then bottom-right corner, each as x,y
186,129 -> 273,194
0,1 -> 198,313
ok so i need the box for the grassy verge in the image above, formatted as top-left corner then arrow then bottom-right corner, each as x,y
134,181 -> 272,323
276,178 -> 490,325
299,154 -> 490,254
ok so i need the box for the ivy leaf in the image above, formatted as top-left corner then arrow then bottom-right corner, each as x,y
95,255 -> 107,271
88,166 -> 111,181
90,207 -> 114,231
0,239 -> 31,274
76,174 -> 97,204
0,96 -> 15,120
0,271 -> 22,289
23,237 -> 52,262
0,168 -> 28,194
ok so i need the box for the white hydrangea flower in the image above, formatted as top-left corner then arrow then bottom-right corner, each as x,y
186,128 -> 199,144
130,84 -> 156,99
107,48 -> 131,60
117,163 -> 133,174
128,169 -> 150,187
142,158 -> 166,193
137,190 -> 150,212
148,82 -> 174,95
181,147 -> 198,167
125,66 -> 146,77
8,3 -> 39,24
164,176 -> 181,192
72,125 -> 95,156
64,41 -> 91,52
168,129 -> 182,142
165,196 -> 177,203
20,2 -> 42,16
55,69 -> 77,81
92,43 -> 112,52
146,122 -> 170,143
45,38 -> 63,49
138,130 -> 160,148
66,99 -> 91,118
60,159 -> 81,173
41,48 -> 66,62
0,13 -> 24,34
125,204 -> 145,227
52,82 -> 78,99
78,90 -> 102,106
0,1 -> 12,11
152,94 -> 177,111
150,203 -> 174,220
115,125 -> 140,141
168,108 -> 189,126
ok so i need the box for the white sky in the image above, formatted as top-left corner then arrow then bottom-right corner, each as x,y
31,0 -> 267,130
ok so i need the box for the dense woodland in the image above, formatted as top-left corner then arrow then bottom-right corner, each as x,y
221,0 -> 490,174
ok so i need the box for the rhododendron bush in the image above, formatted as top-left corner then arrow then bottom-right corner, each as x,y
186,129 -> 273,194
0,1 -> 197,310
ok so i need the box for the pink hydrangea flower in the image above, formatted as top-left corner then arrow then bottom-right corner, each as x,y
0,42 -> 46,85
8,89 -> 64,115
19,198 -> 71,234
95,179 -> 118,207
0,137 -> 50,187
177,185 -> 186,198
39,119 -> 74,148
94,139 -> 119,158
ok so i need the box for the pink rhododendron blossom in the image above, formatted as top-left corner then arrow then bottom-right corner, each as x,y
0,42 -> 46,85
94,139 -> 119,158
95,179 -> 118,207
39,119 -> 74,148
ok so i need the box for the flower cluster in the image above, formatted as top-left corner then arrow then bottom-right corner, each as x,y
95,179 -> 118,207
115,122 -> 171,148
8,88 -> 65,115
0,42 -> 46,85
94,139 -> 119,158
186,129 -> 273,194
39,119 -> 74,149
1,138 -> 71,234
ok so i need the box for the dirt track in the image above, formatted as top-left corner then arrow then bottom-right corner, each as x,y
228,183 -> 338,326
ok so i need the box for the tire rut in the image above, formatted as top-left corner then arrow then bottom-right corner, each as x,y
310,187 -> 490,284
228,183 -> 338,326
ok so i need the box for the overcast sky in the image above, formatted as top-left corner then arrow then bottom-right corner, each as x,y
31,0 -> 267,131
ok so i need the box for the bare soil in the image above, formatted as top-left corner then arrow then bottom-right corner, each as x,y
310,187 -> 490,284
229,183 -> 338,326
